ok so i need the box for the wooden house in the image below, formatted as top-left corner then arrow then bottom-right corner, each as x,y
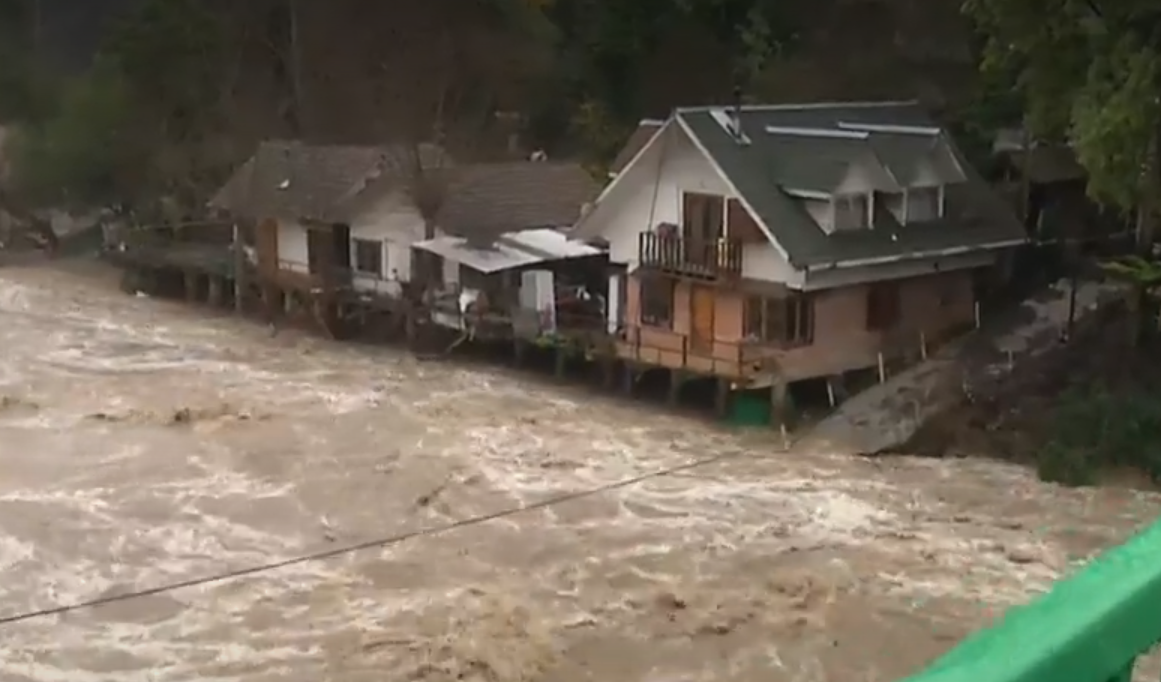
574,101 -> 1026,411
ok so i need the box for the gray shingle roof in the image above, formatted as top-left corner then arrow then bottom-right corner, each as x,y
437,161 -> 599,239
677,102 -> 1026,268
209,144 -> 597,238
208,141 -> 445,223
609,120 -> 663,176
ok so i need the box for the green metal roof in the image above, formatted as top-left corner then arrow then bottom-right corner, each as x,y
677,103 -> 1026,268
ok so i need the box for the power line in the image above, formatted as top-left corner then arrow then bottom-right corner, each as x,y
0,448 -> 748,626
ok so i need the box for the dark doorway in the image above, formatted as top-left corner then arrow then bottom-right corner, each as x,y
332,223 -> 352,270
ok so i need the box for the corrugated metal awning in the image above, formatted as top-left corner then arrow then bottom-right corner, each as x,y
413,228 -> 602,274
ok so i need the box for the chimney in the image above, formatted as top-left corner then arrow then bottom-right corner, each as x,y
730,85 -> 743,140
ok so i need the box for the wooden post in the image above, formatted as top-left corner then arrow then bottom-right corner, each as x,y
184,271 -> 198,302
919,331 -> 928,360
877,352 -> 886,384
622,363 -> 635,396
602,357 -> 616,389
826,374 -> 848,407
553,343 -> 567,377
974,300 -> 981,329
208,276 -> 224,307
405,307 -> 417,348
770,378 -> 789,428
513,338 -> 527,367
667,370 -> 683,405
714,377 -> 729,417
232,223 -> 246,313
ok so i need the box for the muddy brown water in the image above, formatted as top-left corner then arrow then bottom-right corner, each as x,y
1,261 -> 1159,682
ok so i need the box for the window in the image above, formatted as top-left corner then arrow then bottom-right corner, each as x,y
353,238 -> 383,276
743,293 -> 813,346
640,276 -> 675,327
866,281 -> 901,331
905,187 -> 941,222
833,194 -> 869,230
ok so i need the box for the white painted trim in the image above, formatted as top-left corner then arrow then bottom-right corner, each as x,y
784,188 -> 831,200
572,117 -> 672,237
674,114 -> 792,264
765,125 -> 868,140
938,185 -> 946,217
674,100 -> 920,115
821,238 -> 1027,269
837,122 -> 940,135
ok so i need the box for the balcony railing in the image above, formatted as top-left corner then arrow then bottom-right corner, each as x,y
638,232 -> 742,280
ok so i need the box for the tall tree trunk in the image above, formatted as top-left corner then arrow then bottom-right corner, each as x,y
1137,124 -> 1161,253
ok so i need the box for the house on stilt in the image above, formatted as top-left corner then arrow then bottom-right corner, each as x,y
573,100 -> 1027,424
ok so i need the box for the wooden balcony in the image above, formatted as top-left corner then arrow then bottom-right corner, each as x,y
638,232 -> 742,281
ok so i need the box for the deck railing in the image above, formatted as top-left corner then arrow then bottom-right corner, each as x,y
638,232 -> 742,280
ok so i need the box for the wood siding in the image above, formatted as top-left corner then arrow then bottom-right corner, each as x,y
618,270 -> 976,382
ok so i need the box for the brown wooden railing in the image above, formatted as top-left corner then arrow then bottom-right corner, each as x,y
638,232 -> 742,280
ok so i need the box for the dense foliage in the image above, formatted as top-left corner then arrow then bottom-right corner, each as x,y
0,0 -> 987,212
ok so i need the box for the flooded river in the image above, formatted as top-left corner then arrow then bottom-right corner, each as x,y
0,261 -> 1159,682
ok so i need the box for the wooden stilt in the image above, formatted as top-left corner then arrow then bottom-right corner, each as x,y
513,338 -> 527,367
232,223 -> 246,313
183,271 -> 198,301
554,343 -> 567,377
622,363 -> 635,396
667,370 -> 683,405
208,276 -> 224,307
602,357 -> 616,389
714,377 -> 730,417
770,378 -> 789,428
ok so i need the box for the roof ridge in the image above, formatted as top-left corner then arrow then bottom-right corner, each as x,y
675,100 -> 921,114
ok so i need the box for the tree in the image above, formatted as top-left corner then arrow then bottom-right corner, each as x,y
4,63 -> 142,209
963,0 -> 1161,247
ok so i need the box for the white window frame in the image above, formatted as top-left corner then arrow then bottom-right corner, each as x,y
830,193 -> 870,230
902,186 -> 945,223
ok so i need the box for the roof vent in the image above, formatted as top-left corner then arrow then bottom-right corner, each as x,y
765,125 -> 868,140
837,122 -> 940,135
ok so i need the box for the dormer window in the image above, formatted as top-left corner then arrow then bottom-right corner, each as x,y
904,186 -> 942,222
833,193 -> 869,230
